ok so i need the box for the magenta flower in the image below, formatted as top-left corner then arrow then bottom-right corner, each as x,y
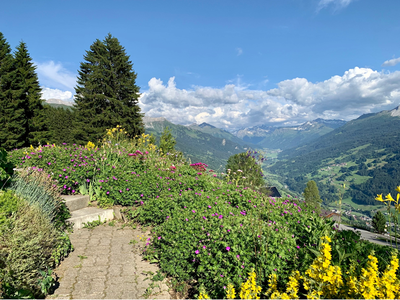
195,250 -> 200,255
203,246 -> 206,249
236,255 -> 240,259
106,191 -> 110,195
226,247 -> 230,251
192,210 -> 196,213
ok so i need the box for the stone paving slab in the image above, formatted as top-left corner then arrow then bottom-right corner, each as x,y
46,222 -> 172,299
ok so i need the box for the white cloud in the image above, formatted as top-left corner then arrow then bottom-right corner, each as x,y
317,0 -> 355,11
382,57 -> 400,67
236,47 -> 243,56
35,61 -> 77,91
40,87 -> 73,101
139,67 -> 400,130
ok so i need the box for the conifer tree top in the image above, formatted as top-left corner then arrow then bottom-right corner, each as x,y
73,33 -> 144,143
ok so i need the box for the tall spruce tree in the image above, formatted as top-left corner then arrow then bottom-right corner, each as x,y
74,33 -> 144,144
0,33 -> 27,150
13,41 -> 49,146
303,180 -> 323,214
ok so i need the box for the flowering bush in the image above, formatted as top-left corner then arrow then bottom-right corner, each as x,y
213,236 -> 400,299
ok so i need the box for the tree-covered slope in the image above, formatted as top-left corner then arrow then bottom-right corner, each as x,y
144,117 -> 250,171
188,122 -> 255,147
268,106 -> 400,206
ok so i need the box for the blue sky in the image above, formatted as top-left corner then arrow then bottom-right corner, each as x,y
2,0 -> 400,130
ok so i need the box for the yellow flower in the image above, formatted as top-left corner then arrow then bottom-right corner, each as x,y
226,283 -> 236,299
375,194 -> 385,202
385,193 -> 395,202
198,292 -> 210,299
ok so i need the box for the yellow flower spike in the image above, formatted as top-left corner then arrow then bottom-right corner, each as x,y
375,194 -> 385,202
396,186 -> 400,193
385,193 -> 395,202
226,283 -> 236,299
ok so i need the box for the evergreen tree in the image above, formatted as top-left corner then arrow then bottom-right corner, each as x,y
372,211 -> 386,234
74,33 -> 144,144
159,126 -> 176,154
13,42 -> 49,146
0,33 -> 27,150
303,180 -> 322,214
44,105 -> 75,145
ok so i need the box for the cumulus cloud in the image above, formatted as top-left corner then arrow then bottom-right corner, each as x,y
317,0 -> 355,11
139,67 -> 400,130
382,57 -> 400,67
35,61 -> 77,90
236,47 -> 243,56
40,87 -> 73,101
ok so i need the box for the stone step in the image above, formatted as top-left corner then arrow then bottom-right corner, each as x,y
67,207 -> 114,230
61,194 -> 90,212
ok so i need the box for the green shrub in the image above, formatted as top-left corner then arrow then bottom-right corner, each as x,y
0,202 -> 58,298
225,151 -> 265,189
0,190 -> 23,228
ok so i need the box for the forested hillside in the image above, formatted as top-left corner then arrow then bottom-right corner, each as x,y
144,117 -> 251,171
268,107 -> 400,205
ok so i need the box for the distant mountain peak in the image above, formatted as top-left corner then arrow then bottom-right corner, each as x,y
390,105 -> 400,117
45,98 -> 74,106
198,122 -> 216,128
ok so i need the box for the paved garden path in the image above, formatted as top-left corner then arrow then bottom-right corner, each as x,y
46,223 -> 172,299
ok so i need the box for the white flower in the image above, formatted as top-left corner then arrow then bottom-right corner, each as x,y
237,169 -> 243,172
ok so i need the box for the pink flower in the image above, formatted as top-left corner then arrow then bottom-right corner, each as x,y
226,247 -> 230,251
158,236 -> 161,240
195,250 -> 200,255
236,255 -> 240,259
203,246 -> 206,249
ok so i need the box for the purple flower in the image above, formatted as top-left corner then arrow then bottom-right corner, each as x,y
185,218 -> 188,221
195,250 -> 200,255
236,255 -> 240,259
158,236 -> 161,240
86,179 -> 90,182
226,247 -> 230,251
106,191 -> 110,195
192,210 -> 196,213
